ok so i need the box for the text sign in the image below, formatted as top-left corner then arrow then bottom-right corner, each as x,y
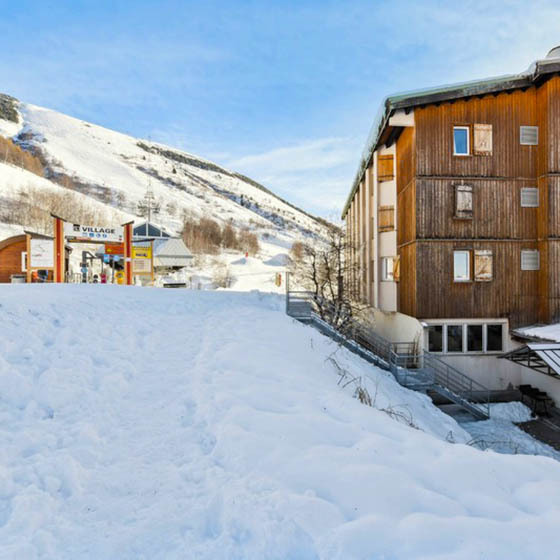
30,239 -> 54,268
133,258 -> 152,274
105,243 -> 124,255
64,223 -> 124,243
132,246 -> 152,259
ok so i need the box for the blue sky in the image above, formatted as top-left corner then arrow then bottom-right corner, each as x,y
1,1 -> 559,217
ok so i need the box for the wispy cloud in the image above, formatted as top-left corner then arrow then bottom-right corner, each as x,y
227,137 -> 362,217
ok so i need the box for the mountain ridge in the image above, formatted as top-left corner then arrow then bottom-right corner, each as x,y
0,93 -> 332,242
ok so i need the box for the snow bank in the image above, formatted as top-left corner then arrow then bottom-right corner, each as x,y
1,286 -> 560,559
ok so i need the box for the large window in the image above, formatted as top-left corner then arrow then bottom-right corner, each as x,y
426,323 -> 503,354
453,251 -> 470,282
453,126 -> 470,156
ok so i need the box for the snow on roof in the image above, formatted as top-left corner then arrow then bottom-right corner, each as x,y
133,221 -> 171,238
153,237 -> 193,268
514,323 -> 560,343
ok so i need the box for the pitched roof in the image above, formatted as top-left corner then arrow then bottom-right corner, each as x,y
342,50 -> 560,218
133,221 -> 171,238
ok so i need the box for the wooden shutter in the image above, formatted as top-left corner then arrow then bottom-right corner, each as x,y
378,155 -> 394,182
378,206 -> 395,232
474,250 -> 493,282
473,124 -> 492,155
393,255 -> 400,283
454,184 -> 473,219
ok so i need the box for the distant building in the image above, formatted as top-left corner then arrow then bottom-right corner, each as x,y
133,221 -> 193,272
133,221 -> 171,239
342,47 -> 560,395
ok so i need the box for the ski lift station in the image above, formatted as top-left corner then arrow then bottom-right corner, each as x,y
0,215 -> 192,285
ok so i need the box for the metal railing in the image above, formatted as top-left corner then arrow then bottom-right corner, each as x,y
286,287 -> 491,419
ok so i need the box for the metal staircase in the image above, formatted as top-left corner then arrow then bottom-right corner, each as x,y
286,290 -> 490,420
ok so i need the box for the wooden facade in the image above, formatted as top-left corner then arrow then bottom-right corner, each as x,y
0,235 -> 26,283
343,59 -> 560,330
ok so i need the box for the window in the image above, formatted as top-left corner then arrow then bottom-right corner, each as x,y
521,250 -> 540,271
473,124 -> 492,155
486,324 -> 503,352
381,257 -> 394,281
520,126 -> 538,146
447,325 -> 463,352
453,251 -> 470,282
453,126 -> 470,155
428,325 -> 443,352
474,250 -> 493,282
521,187 -> 539,208
454,184 -> 473,219
467,325 -> 483,352
378,206 -> 395,232
426,322 -> 505,354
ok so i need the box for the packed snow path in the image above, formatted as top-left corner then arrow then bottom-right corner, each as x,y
1,286 -> 560,559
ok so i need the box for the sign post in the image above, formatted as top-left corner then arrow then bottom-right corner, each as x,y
123,221 -> 133,285
52,215 -> 66,283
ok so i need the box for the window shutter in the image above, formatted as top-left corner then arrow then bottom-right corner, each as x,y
393,255 -> 400,282
378,155 -> 394,182
454,184 -> 473,219
520,126 -> 538,145
520,187 -> 539,207
521,250 -> 540,270
474,250 -> 493,281
473,124 -> 492,155
378,206 -> 395,232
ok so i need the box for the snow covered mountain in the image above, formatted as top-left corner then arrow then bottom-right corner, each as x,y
0,93 -> 331,241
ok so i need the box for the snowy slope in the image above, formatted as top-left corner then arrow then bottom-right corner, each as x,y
0,96 -> 329,241
1,286 -> 560,559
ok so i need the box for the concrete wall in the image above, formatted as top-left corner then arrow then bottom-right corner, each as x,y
370,308 -> 423,346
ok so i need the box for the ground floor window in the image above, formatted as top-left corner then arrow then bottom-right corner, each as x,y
428,325 -> 443,352
426,322 -> 504,354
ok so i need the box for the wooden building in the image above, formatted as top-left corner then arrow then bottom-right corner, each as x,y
342,47 -> 560,392
0,234 -> 27,283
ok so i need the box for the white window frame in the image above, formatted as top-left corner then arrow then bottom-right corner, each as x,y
453,126 -> 470,156
445,324 -> 465,353
521,249 -> 540,271
520,187 -> 539,208
381,257 -> 394,282
425,322 -> 505,355
453,250 -> 471,282
520,125 -> 539,146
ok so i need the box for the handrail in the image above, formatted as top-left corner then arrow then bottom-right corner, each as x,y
286,289 -> 490,418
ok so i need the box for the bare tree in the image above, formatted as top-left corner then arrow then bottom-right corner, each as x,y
289,227 -> 365,333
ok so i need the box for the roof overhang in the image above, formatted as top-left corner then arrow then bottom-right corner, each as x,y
341,58 -> 560,220
500,343 -> 560,379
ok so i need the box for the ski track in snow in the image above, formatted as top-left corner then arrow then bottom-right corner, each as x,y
0,286 -> 560,559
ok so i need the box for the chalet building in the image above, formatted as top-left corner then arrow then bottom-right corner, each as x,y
342,47 -> 560,395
